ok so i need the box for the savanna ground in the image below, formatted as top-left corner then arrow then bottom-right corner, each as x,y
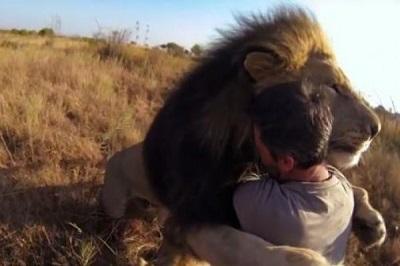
0,31 -> 399,265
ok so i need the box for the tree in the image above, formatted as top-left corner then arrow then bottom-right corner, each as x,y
191,44 -> 203,56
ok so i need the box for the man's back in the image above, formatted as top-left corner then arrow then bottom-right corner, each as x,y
233,166 -> 354,265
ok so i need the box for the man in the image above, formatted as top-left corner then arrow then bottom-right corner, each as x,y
233,81 -> 354,265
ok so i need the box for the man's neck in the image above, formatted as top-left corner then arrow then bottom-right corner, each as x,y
279,163 -> 330,182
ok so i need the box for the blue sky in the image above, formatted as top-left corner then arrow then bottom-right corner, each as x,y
0,0 -> 399,110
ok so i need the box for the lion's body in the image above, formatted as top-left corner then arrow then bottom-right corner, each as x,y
143,8 -> 380,228
102,7 -> 385,266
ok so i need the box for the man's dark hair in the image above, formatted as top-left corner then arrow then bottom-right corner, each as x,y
250,81 -> 333,168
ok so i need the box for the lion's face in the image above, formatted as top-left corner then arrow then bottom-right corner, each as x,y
240,10 -> 380,170
301,57 -> 381,169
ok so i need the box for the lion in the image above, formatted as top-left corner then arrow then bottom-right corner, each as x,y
101,7 -> 386,265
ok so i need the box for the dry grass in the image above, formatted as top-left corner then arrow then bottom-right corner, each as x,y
0,32 -> 191,265
0,32 -> 399,265
345,112 -> 400,266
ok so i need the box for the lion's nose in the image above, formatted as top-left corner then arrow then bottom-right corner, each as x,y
360,108 -> 381,139
362,112 -> 381,139
369,121 -> 381,139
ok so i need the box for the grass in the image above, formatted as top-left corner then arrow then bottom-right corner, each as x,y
345,111 -> 400,266
0,32 -> 190,265
0,32 -> 399,265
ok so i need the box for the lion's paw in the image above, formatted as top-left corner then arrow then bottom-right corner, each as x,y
353,208 -> 386,250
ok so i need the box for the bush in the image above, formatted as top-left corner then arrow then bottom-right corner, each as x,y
0,40 -> 20,49
96,30 -> 133,65
191,44 -> 203,57
10,29 -> 36,36
38,28 -> 55,37
161,42 -> 186,57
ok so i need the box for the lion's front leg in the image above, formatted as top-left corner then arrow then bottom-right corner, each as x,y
186,225 -> 329,266
352,185 -> 386,250
101,142 -> 161,218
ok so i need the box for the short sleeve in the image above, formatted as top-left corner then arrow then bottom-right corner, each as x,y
233,179 -> 276,231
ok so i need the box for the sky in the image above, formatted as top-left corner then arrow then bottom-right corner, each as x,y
0,0 -> 399,110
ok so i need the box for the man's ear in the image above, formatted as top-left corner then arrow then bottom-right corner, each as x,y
243,51 -> 282,81
277,154 -> 295,174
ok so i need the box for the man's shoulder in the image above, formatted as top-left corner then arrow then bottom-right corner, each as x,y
326,165 -> 347,180
234,169 -> 354,214
233,178 -> 304,234
234,178 -> 285,210
234,177 -> 307,220
234,178 -> 277,202
326,165 -> 353,191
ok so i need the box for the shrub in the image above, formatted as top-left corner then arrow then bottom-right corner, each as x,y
0,40 -> 20,49
10,28 -> 36,36
96,29 -> 133,66
38,28 -> 55,37
161,42 -> 186,57
191,44 -> 203,57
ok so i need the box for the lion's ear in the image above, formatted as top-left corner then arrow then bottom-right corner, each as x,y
244,51 -> 281,81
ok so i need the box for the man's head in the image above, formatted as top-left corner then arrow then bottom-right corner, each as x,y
250,81 -> 333,175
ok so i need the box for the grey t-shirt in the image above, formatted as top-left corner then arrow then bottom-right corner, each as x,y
233,166 -> 354,265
